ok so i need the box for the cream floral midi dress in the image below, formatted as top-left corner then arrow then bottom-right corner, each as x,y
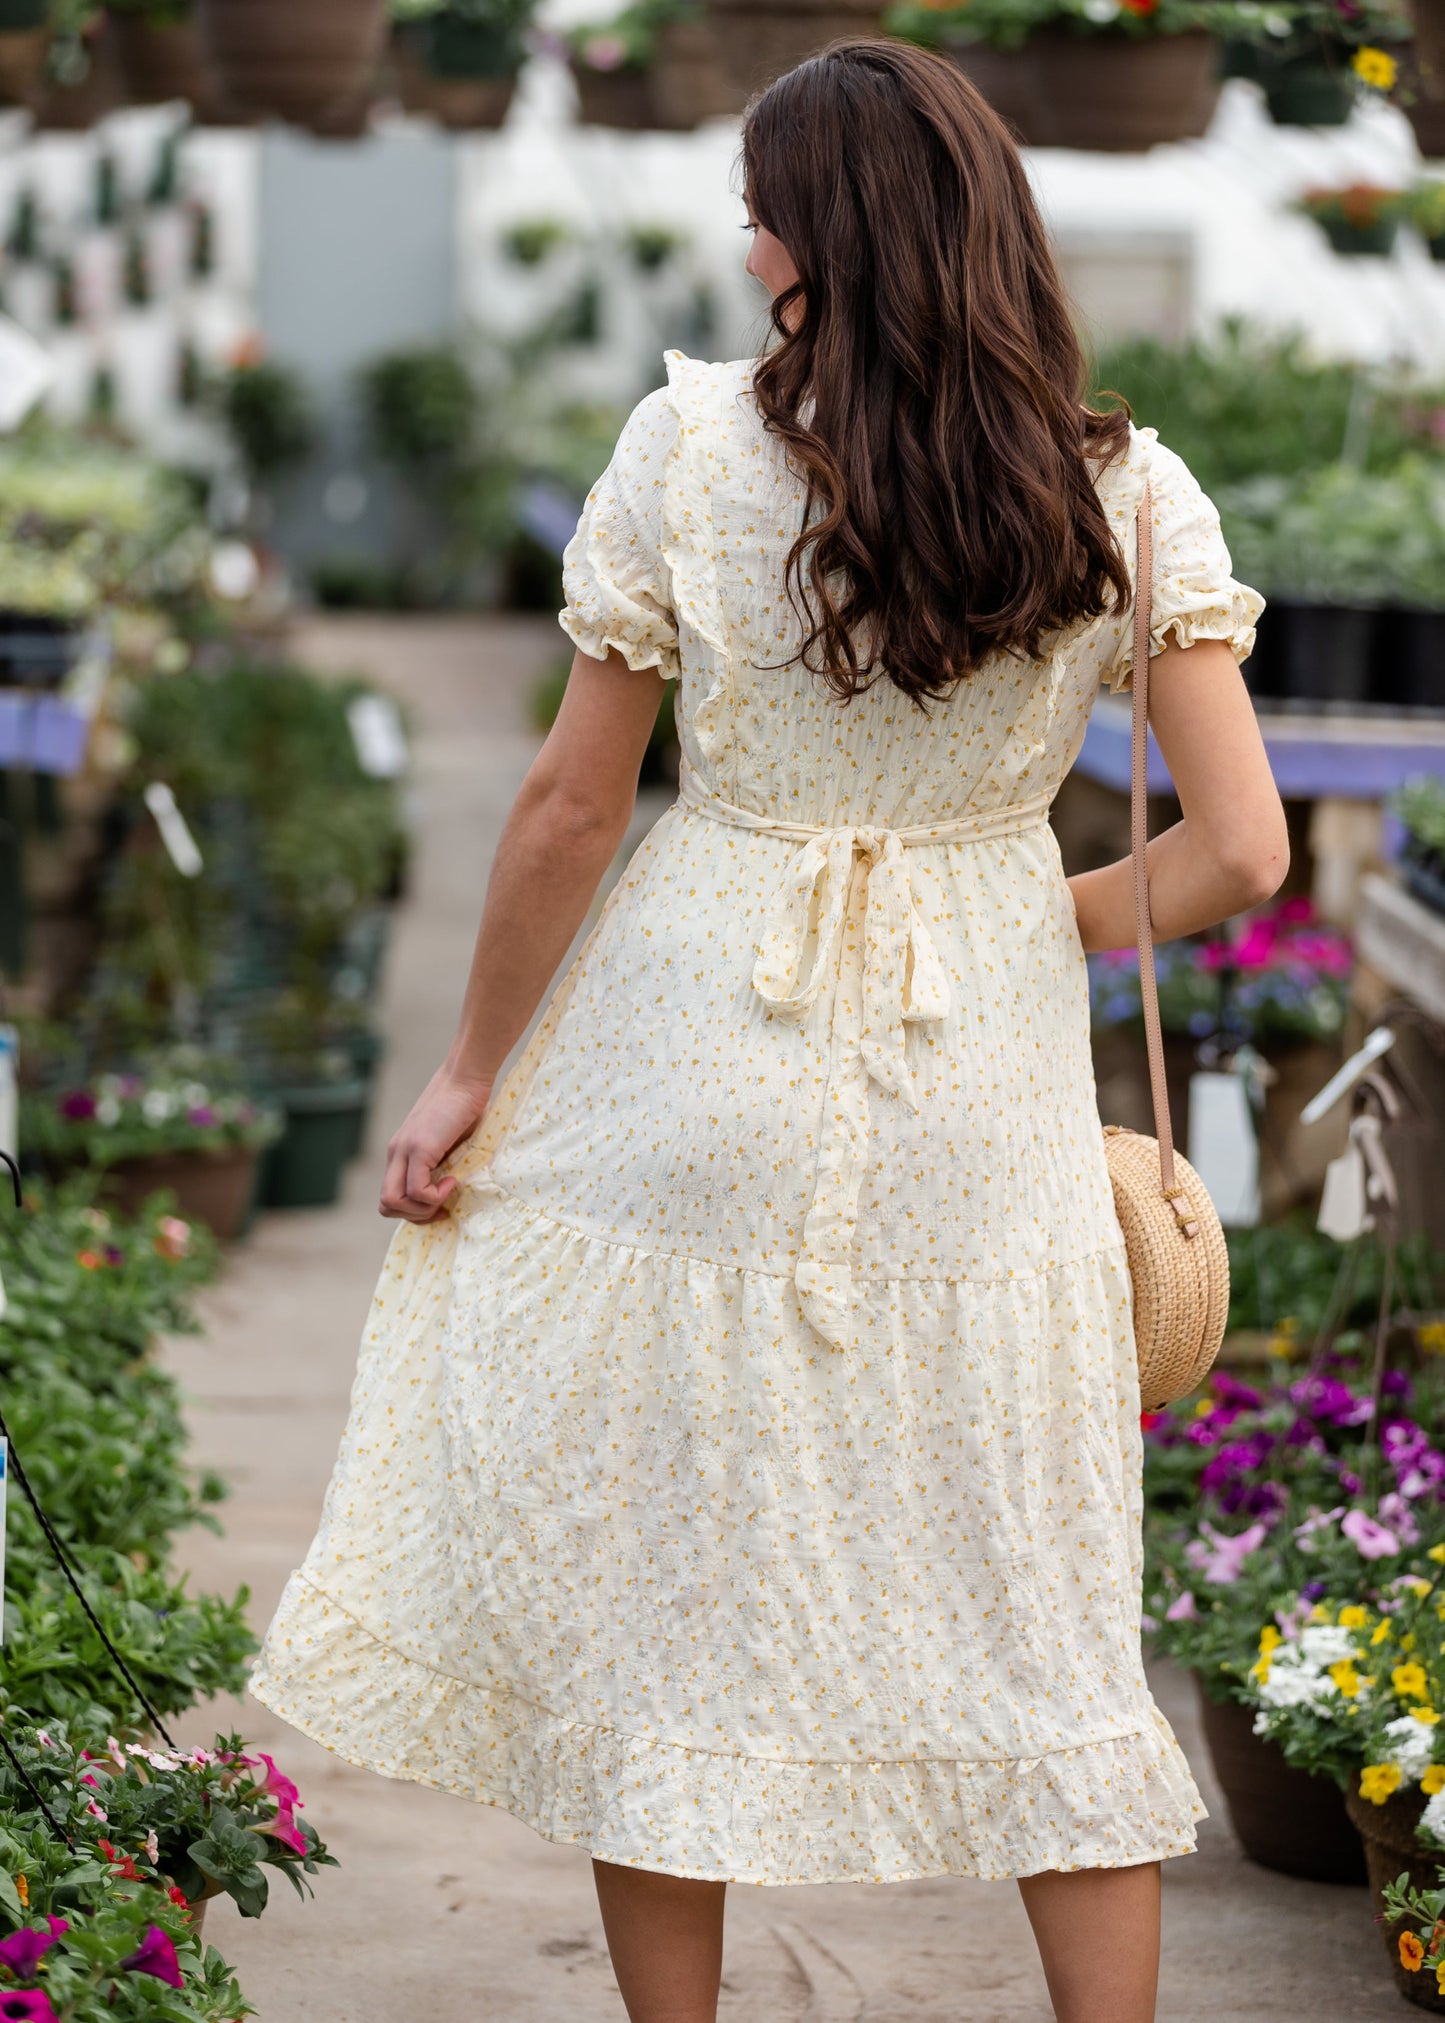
251,350 -> 1264,1886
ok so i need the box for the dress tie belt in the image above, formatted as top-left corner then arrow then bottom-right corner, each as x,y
676,761 -> 1052,1348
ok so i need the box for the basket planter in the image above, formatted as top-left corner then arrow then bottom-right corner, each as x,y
706,0 -> 884,99
98,1144 -> 262,1243
1345,1778 -> 1445,2011
571,59 -> 653,128
1029,27 -> 1219,151
197,0 -> 388,125
0,0 -> 47,108
259,1080 -> 369,1210
945,41 -> 1053,144
111,14 -> 230,113
650,17 -> 741,127
1318,215 -> 1400,257
1259,53 -> 1355,125
397,63 -> 515,128
1195,1682 -> 1367,1883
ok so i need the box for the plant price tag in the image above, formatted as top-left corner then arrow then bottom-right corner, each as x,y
1187,1069 -> 1260,1227
1318,1141 -> 1370,1243
346,694 -> 407,779
143,782 -> 203,878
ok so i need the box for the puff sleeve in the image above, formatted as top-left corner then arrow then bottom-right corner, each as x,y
558,385 -> 681,680
1104,436 -> 1265,693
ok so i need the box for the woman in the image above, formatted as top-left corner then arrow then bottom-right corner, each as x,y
251,40 -> 1287,2023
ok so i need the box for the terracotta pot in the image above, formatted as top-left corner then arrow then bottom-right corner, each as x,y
1030,26 -> 1220,151
1411,0 -> 1445,100
1196,1682 -> 1367,1883
944,39 -> 1054,145
111,14 -> 239,118
0,24 -> 46,106
650,17 -> 742,128
98,1143 -> 262,1243
34,24 -> 125,128
572,60 -> 653,129
197,0 -> 388,125
706,0 -> 884,98
1345,1777 -> 1445,2011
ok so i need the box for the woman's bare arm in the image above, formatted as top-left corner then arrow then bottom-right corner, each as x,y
1067,636 -> 1288,953
380,644 -> 667,1222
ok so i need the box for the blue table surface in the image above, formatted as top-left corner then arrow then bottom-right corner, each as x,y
1077,696 -> 1445,799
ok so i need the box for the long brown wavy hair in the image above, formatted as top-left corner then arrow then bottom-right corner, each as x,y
742,39 -> 1134,707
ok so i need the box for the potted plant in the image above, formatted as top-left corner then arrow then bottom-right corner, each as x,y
1024,0 -> 1230,151
568,0 -> 734,128
1296,180 -> 1406,256
0,0 -> 49,107
1146,1331 -> 1445,1884
1394,777 -> 1445,918
20,1065 -> 282,1240
197,0 -> 388,124
1411,178 -> 1445,259
106,0 -> 233,115
1242,1571 -> 1445,2009
35,10 -> 126,126
391,0 -> 531,130
885,0 -> 1057,142
1240,0 -> 1407,126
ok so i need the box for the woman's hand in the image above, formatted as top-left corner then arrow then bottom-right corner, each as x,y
380,1070 -> 493,1223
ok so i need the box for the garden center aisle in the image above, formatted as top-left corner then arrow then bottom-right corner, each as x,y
163,615 -> 1401,2023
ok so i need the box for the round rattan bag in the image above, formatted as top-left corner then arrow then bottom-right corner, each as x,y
1105,481 -> 1231,1411
1104,1126 -> 1230,1410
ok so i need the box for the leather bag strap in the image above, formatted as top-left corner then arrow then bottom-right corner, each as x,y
1129,482 -> 1182,1203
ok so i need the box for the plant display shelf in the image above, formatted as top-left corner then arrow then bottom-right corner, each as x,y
1077,694 -> 1445,800
1358,873 -> 1445,1023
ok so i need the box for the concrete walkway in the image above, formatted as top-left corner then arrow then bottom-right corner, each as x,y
166,615 -> 1403,2022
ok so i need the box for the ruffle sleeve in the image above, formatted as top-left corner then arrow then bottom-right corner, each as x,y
559,384 -> 681,679
1104,435 -> 1265,694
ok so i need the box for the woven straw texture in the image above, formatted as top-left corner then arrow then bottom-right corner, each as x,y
1104,1127 -> 1230,1409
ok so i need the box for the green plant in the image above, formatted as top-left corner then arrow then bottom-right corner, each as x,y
187,201 -> 212,282
566,0 -> 692,71
501,217 -> 569,265
91,155 -> 119,229
7,189 -> 41,263
213,361 -> 315,480
1410,179 -> 1445,246
1396,777 -> 1445,858
145,129 -> 180,209
362,346 -> 476,470
21,1068 -> 281,1169
414,0 -> 533,77
52,258 -> 77,329
626,224 -> 682,273
1217,455 -> 1445,608
121,232 -> 149,310
1295,181 -> 1407,230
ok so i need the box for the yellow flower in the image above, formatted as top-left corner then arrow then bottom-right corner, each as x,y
1437,1961 -> 1445,1998
1194,1397 -> 1213,1416
14,1875 -> 26,1908
1331,1660 -> 1363,1699
1427,1544 -> 1445,1564
1402,1632 -> 1419,1653
1340,1606 -> 1369,1630
1374,1621 -> 1394,1645
1352,44 -> 1398,90
1361,1762 -> 1404,1804
1414,1707 -> 1441,1725
1420,1323 -> 1445,1357
1423,1765 -> 1445,1795
1395,1662 -> 1430,1700
1309,1602 -> 1331,1623
1407,1582 -> 1435,1601
1401,1930 -> 1425,1971
1259,1623 -> 1282,1655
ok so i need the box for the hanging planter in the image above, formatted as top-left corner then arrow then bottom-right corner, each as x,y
649,16 -> 740,126
1255,42 -> 1356,124
570,52 -> 654,127
944,40 -> 1053,144
706,0 -> 884,98
391,8 -> 522,131
1030,25 -> 1219,149
109,3 -> 240,119
1296,182 -> 1404,257
197,0 -> 388,125
1195,1683 -> 1367,1882
1345,1779 -> 1445,2012
0,0 -> 48,107
35,19 -> 127,127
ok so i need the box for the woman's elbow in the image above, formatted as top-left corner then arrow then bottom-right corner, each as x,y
1215,816 -> 1290,911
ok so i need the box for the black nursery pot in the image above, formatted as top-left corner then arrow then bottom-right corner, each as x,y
1377,606 -> 1445,712
0,614 -> 86,689
1259,599 -> 1380,706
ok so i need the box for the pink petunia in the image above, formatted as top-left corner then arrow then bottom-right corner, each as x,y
119,1926 -> 183,1990
1184,1519 -> 1270,1585
1341,1507 -> 1400,1559
1164,1591 -> 1198,1621
256,1754 -> 301,1808
0,1992 -> 60,2022
264,1800 -> 307,1856
0,1921 -> 66,1977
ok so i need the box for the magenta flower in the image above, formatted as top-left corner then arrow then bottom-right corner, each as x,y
0,1993 -> 59,2022
1342,1507 -> 1400,1559
1184,1519 -> 1269,1584
265,1800 -> 308,1855
1377,1492 -> 1421,1547
0,1921 -> 67,1977
256,1754 -> 301,1808
119,1926 -> 183,1989
1164,1591 -> 1198,1622
57,1090 -> 96,1120
185,1106 -> 216,1127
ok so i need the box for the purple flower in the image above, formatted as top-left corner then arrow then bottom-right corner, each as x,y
1381,1369 -> 1413,1401
119,1926 -> 182,1990
1301,1579 -> 1327,1601
1289,1373 -> 1372,1427
1342,1507 -> 1400,1559
0,1993 -> 59,2023
1294,1504 -> 1345,1549
1377,1492 -> 1421,1547
185,1105 -> 216,1128
1184,1519 -> 1270,1584
1212,1373 -> 1262,1411
0,1921 -> 67,1977
1165,1591 -> 1198,1621
57,1090 -> 96,1121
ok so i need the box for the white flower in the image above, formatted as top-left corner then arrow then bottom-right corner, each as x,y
1422,1788 -> 1445,1851
1384,1713 -> 1435,1782
95,1096 -> 120,1127
1082,0 -> 1119,16
1298,1625 -> 1359,1667
1256,1648 -> 1337,1707
182,1081 -> 209,1107
1252,1709 -> 1273,1736
142,1088 -> 175,1123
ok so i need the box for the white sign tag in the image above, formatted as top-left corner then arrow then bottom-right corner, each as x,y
0,1026 -> 15,1167
143,782 -> 203,878
1318,1141 -> 1371,1243
0,1436 -> 8,1644
1188,1069 -> 1260,1228
346,694 -> 408,779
